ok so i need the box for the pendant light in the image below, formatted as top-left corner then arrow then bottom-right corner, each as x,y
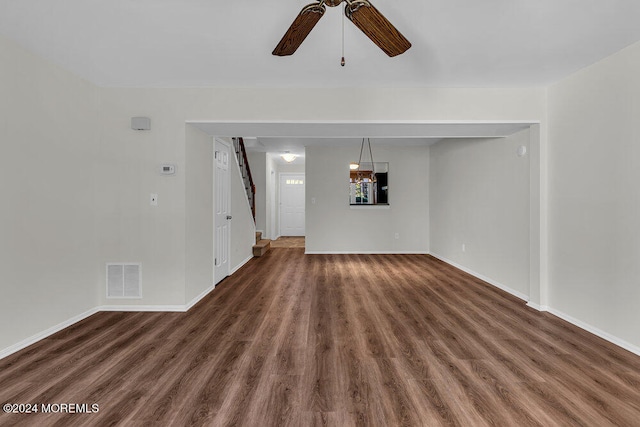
350,138 -> 377,205
352,138 -> 375,179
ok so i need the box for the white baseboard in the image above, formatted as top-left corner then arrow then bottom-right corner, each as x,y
97,305 -> 188,312
0,281 -> 221,360
526,301 -> 549,311
546,307 -> 640,357
304,251 -> 430,255
6,256 -> 640,362
0,307 -> 100,360
230,255 -> 253,275
185,283 -> 216,311
429,252 -> 529,302
429,254 -> 640,357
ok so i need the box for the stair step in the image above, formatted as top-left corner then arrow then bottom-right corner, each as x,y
253,239 -> 271,257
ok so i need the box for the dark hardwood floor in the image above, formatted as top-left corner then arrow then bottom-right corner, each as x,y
1,249 -> 640,426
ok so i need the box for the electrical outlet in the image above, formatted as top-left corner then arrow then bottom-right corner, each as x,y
150,193 -> 158,206
394,233 -> 400,239
462,243 -> 466,252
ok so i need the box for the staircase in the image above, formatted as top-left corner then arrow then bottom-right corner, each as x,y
253,231 -> 271,257
232,137 -> 270,257
232,137 -> 256,221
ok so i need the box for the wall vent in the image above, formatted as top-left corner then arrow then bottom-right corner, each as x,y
106,263 -> 141,298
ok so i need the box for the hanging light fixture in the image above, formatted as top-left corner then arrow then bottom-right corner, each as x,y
281,152 -> 297,163
349,138 -> 377,204
352,138 -> 375,177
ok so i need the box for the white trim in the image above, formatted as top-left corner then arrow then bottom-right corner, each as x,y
230,254 -> 253,275
427,255 -> 640,356
526,301 -> 548,311
0,307 -> 100,360
187,120 -> 542,140
185,283 -> 216,311
212,139 -> 218,291
349,205 -> 391,210
98,305 -> 187,312
0,278 -> 221,360
186,119 -> 542,125
305,251 -> 429,255
429,252 -> 529,302
546,307 -> 640,357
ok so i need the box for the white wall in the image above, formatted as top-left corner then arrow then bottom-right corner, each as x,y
9,24 -> 640,357
266,154 -> 278,239
97,89 -> 216,307
548,41 -> 640,350
277,163 -> 306,174
429,130 -> 531,300
185,125 -> 214,303
192,87 -> 546,122
2,29 -> 551,356
0,35 -> 100,353
306,144 -> 429,253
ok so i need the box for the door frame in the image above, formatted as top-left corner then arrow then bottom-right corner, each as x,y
213,138 -> 232,285
270,169 -> 277,240
279,172 -> 306,237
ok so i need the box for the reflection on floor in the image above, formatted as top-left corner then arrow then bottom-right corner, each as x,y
270,236 -> 305,248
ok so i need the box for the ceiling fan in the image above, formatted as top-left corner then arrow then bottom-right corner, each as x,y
273,0 -> 411,58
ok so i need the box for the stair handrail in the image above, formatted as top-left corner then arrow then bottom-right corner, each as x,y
234,137 -> 256,221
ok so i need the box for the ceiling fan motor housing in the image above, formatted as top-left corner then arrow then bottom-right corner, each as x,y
324,0 -> 343,7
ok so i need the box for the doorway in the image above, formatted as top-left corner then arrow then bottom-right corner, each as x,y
214,139 -> 231,285
279,173 -> 305,236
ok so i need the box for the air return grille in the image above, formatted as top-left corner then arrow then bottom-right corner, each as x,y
106,263 -> 141,298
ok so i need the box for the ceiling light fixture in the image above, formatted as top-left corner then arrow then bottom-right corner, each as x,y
281,152 -> 297,163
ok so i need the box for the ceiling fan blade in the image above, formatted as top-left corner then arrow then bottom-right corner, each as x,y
345,1 -> 411,57
273,3 -> 326,56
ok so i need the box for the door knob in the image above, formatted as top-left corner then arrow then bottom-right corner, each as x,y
226,215 -> 233,220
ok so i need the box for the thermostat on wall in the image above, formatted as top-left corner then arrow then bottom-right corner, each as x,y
160,164 -> 176,175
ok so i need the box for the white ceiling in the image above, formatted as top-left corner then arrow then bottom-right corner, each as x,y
2,0 -> 640,88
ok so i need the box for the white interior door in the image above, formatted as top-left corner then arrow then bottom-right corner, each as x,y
280,173 -> 305,236
214,140 -> 231,285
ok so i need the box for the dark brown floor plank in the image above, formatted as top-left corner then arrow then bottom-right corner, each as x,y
2,250 -> 640,426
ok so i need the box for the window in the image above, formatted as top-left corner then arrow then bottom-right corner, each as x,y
349,162 -> 389,205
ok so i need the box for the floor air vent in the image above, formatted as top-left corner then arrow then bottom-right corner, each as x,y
107,263 -> 141,298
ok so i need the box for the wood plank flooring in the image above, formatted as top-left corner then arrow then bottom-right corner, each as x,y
270,237 -> 305,248
1,249 -> 640,426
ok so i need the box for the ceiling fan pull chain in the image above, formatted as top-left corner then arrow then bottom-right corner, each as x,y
341,7 -> 346,66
